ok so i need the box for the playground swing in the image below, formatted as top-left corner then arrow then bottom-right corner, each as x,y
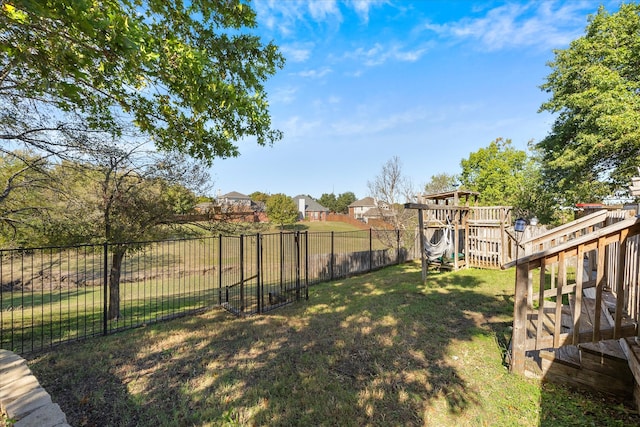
423,219 -> 455,264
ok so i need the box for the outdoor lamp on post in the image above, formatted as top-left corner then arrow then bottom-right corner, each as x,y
514,218 -> 527,261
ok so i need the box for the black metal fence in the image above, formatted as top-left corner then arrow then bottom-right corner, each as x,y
1,229 -> 417,354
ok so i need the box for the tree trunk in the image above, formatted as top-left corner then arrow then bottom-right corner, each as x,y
108,248 -> 125,320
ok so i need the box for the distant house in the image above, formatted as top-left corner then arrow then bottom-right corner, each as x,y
347,197 -> 382,220
217,191 -> 252,208
348,197 -> 392,223
349,197 -> 375,220
293,195 -> 329,221
216,191 -> 267,222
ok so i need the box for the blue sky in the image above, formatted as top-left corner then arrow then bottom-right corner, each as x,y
209,0 -> 621,200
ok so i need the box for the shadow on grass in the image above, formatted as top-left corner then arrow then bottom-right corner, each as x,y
27,263 -> 633,426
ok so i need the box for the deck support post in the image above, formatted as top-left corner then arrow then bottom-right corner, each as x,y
418,208 -> 427,283
511,260 -> 529,375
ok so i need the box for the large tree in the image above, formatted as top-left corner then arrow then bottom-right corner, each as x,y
335,192 -> 356,214
0,150 -> 56,247
47,140 -> 209,319
538,3 -> 640,205
0,0 -> 284,162
318,191 -> 356,213
459,138 -> 528,206
318,193 -> 337,212
266,193 -> 298,229
423,173 -> 458,195
367,156 -> 416,249
460,138 -> 557,223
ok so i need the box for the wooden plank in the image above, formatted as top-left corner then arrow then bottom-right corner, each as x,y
580,351 -> 631,384
593,237 -> 607,342
418,209 -> 426,283
526,323 -> 637,351
539,345 -> 581,367
534,282 -> 581,300
536,261 -> 546,350
453,213 -> 460,270
573,246 -> 593,342
554,252 -> 565,348
620,337 -> 640,386
580,340 -> 627,362
404,203 -> 469,211
569,294 -> 593,337
521,210 -> 608,247
615,229 -> 629,338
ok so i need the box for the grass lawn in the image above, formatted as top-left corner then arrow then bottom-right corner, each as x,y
25,261 -> 639,426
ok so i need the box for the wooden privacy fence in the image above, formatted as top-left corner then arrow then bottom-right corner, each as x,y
466,208 -> 630,269
467,206 -> 512,269
505,215 -> 640,375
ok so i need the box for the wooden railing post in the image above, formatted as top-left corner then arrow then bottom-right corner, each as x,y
511,260 -> 530,374
615,229 -> 629,338
418,209 -> 426,283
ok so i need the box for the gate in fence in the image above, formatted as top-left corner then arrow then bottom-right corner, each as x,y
220,232 -> 308,316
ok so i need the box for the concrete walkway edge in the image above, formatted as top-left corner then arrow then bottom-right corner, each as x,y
0,349 -> 70,427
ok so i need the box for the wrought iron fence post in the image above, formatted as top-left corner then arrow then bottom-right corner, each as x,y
218,234 -> 223,305
397,229 -> 401,264
256,233 -> 261,314
240,234 -> 245,313
295,231 -> 301,301
280,232 -> 284,292
103,242 -> 108,336
330,231 -> 334,281
369,228 -> 373,272
304,231 -> 309,300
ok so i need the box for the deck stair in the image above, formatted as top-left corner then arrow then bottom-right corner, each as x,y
620,337 -> 640,411
539,340 -> 634,397
505,212 -> 640,408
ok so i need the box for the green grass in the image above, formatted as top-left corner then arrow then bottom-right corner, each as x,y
24,262 -> 639,426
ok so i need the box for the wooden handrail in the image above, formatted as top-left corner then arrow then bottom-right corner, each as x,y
503,216 -> 640,269
520,210 -> 609,247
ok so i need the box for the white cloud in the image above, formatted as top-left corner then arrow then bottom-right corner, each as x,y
420,0 -> 601,51
346,43 -> 428,67
270,86 -> 298,104
280,44 -> 313,62
331,107 -> 429,136
280,115 -> 322,139
347,0 -> 389,24
254,0 -> 390,36
253,0 -> 309,36
295,67 -> 333,78
308,0 -> 342,21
